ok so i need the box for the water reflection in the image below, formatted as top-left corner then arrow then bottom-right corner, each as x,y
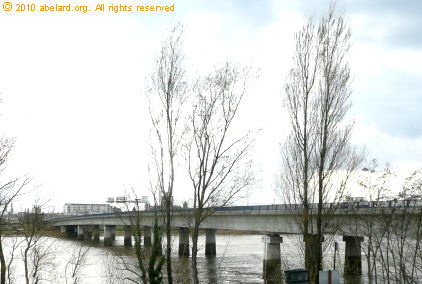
173,256 -> 191,283
205,256 -> 218,284
343,275 -> 362,284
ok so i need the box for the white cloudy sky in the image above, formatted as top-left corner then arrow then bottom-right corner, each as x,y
0,0 -> 421,211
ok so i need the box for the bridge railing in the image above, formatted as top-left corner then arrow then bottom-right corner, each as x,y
47,199 -> 422,222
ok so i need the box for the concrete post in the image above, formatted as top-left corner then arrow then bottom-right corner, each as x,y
93,225 -> 100,242
205,229 -> 217,256
77,225 -> 85,241
66,226 -> 77,239
104,225 -> 114,246
143,226 -> 152,247
262,234 -> 283,283
85,226 -> 93,241
124,226 -> 132,247
343,236 -> 364,281
178,227 -> 190,257
60,226 -> 66,236
72,226 -> 78,238
110,225 -> 116,241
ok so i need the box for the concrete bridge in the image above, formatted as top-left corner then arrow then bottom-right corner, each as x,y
47,204 -> 420,282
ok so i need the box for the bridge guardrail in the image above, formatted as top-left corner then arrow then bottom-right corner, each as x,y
47,199 -> 422,223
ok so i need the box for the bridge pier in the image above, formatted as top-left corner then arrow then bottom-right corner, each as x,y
143,226 -> 151,247
111,226 -> 116,241
65,226 -> 77,238
343,235 -> 363,281
77,225 -> 85,241
178,227 -> 190,257
104,225 -> 115,246
124,226 -> 132,247
93,225 -> 100,242
85,226 -> 93,241
60,225 -> 66,236
205,229 -> 216,256
263,234 -> 282,283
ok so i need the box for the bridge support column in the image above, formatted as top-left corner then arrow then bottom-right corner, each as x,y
60,226 -> 66,236
178,227 -> 190,257
111,225 -> 116,241
93,225 -> 100,242
104,225 -> 115,246
85,226 -> 93,241
124,226 -> 132,247
205,229 -> 216,256
77,225 -> 85,241
343,235 -> 363,281
263,234 -> 282,283
143,226 -> 151,247
66,226 -> 77,238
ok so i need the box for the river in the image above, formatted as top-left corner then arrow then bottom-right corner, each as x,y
3,233 -> 354,283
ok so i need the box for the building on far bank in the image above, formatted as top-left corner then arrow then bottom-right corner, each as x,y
63,203 -> 112,215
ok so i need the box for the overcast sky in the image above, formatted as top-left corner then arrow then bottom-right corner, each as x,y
0,0 -> 421,211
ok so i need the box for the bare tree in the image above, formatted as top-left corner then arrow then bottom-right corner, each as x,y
18,204 -> 48,284
64,245 -> 90,284
372,170 -> 422,283
28,238 -> 57,283
185,62 -> 255,284
313,6 -> 365,281
278,4 -> 363,282
146,23 -> 187,284
278,15 -> 319,275
0,137 -> 30,284
354,160 -> 394,284
5,236 -> 23,284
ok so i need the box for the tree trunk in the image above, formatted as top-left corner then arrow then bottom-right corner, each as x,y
0,239 -> 6,284
367,233 -> 372,284
24,248 -> 30,284
192,226 -> 199,284
303,128 -> 310,272
314,163 -> 324,284
166,199 -> 173,284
